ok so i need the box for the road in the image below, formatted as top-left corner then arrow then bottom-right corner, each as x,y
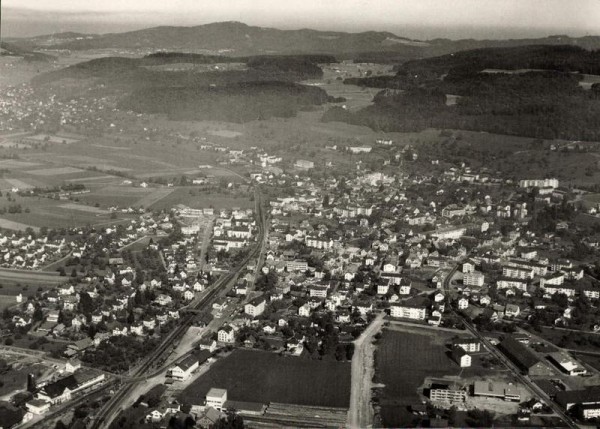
197,216 -> 214,271
87,188 -> 268,429
347,312 -> 385,429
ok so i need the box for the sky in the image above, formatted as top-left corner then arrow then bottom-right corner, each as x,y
3,0 -> 600,39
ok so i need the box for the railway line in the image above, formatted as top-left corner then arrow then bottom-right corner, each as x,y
88,187 -> 267,429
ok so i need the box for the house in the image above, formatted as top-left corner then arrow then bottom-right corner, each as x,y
556,387 -> 600,419
458,297 -> 469,310
217,326 -> 235,343
505,304 -> 521,317
146,410 -> 163,423
26,399 -> 50,415
170,355 -> 199,381
298,304 -> 311,317
206,388 -> 228,411
244,297 -> 266,317
198,337 -> 217,353
451,346 -> 472,367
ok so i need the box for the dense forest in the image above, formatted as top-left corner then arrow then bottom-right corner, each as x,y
120,81 -> 335,122
325,46 -> 600,140
33,53 -> 342,122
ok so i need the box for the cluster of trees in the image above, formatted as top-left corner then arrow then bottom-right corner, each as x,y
81,336 -> 159,373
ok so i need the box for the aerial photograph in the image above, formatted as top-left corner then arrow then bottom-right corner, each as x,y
1,0 -> 600,428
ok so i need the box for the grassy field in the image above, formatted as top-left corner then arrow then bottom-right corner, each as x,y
0,193 -> 133,230
0,269 -> 66,297
178,349 -> 351,408
375,328 -> 470,428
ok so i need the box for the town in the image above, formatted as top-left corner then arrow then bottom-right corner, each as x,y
2,6 -> 600,429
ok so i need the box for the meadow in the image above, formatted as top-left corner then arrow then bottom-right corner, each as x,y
178,349 -> 351,408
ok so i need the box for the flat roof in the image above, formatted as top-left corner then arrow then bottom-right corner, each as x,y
207,388 -> 227,398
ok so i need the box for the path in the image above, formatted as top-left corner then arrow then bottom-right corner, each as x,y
197,217 -> 214,271
348,312 -> 385,429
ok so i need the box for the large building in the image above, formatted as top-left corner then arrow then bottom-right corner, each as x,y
170,355 -> 199,381
463,271 -> 485,287
244,297 -> 266,317
473,381 -> 521,402
429,382 -> 467,403
497,336 -> 550,376
556,387 -> 600,420
519,178 -> 559,189
390,297 -> 428,320
37,371 -> 105,405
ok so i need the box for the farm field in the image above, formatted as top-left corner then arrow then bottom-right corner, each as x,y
150,188 -> 255,211
178,349 -> 351,408
0,195 -> 129,230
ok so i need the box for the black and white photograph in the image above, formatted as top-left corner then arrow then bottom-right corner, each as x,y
1,1 -> 600,428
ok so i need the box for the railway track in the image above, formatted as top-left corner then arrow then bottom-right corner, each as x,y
89,188 -> 267,429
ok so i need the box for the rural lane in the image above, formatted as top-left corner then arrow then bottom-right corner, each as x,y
347,312 -> 385,429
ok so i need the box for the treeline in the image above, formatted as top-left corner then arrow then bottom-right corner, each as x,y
325,67 -> 600,140
120,81 -> 334,123
395,44 -> 600,77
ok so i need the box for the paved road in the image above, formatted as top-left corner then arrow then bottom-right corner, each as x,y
347,312 -> 385,429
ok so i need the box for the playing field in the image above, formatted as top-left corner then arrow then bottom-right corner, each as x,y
178,349 -> 351,408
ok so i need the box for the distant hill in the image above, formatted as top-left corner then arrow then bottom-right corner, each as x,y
9,22 -> 600,60
0,41 -> 54,62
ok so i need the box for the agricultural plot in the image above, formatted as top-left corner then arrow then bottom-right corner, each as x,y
25,167 -> 85,176
3,178 -> 34,190
135,188 -> 175,208
0,160 -> 41,169
178,349 -> 351,408
0,196 -> 129,229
